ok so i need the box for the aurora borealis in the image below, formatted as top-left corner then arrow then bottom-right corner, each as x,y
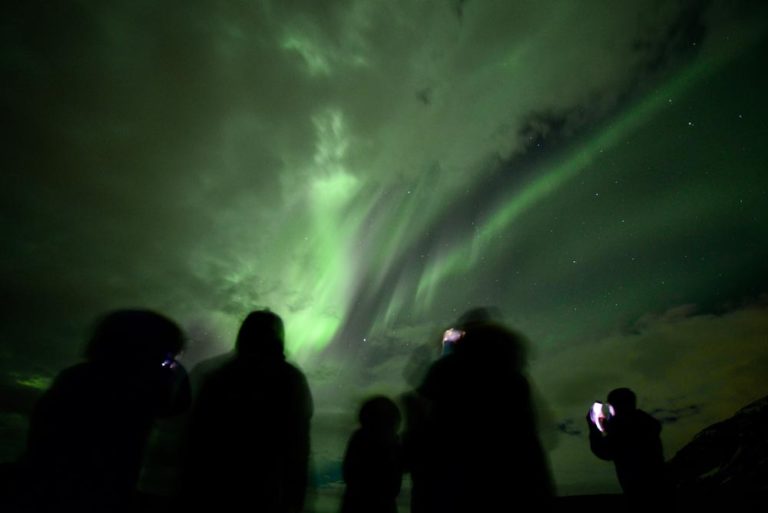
2,0 -> 768,501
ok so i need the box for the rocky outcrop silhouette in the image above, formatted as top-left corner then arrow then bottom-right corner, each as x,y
667,395 -> 768,507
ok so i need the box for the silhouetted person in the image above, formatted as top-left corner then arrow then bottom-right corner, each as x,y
17,310 -> 191,512
341,396 -> 403,513
412,309 -> 554,513
588,387 -> 668,510
182,309 -> 313,513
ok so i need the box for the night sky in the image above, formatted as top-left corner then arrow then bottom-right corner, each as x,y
2,0 -> 768,500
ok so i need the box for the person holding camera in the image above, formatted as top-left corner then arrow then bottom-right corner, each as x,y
588,387 -> 670,510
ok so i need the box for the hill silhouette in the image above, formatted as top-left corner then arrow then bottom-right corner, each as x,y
666,394 -> 768,508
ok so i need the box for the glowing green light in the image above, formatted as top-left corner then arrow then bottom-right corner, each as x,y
277,109 -> 365,357
414,36 -> 756,311
16,375 -> 52,390
281,34 -> 331,76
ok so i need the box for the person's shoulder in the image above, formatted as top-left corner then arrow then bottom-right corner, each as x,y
634,409 -> 656,420
61,360 -> 94,374
194,357 -> 244,394
417,354 -> 456,396
282,359 -> 304,373
191,352 -> 235,380
280,362 -> 313,402
280,360 -> 309,381
426,353 -> 459,375
52,362 -> 99,387
348,428 -> 366,445
636,409 -> 662,429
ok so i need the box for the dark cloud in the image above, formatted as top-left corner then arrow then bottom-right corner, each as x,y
632,0 -> 710,76
453,0 -> 469,21
650,404 -> 702,425
416,87 -> 432,105
556,418 -> 583,437
516,101 -> 603,155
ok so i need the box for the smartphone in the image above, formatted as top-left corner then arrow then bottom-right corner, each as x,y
161,353 -> 177,369
589,401 -> 607,432
442,328 -> 464,343
441,328 -> 465,356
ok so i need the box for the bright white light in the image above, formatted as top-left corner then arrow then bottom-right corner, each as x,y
590,402 -> 606,432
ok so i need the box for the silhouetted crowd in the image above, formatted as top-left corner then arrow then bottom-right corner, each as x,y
4,307 -> 671,512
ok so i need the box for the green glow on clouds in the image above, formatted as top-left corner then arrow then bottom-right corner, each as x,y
281,34 -> 332,76
15,375 -> 52,391
282,109 -> 363,356
413,40 -> 746,311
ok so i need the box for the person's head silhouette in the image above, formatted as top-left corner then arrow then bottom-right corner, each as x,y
85,309 -> 185,368
359,396 -> 401,435
607,387 -> 637,415
452,308 -> 527,372
455,306 -> 500,330
235,309 -> 285,360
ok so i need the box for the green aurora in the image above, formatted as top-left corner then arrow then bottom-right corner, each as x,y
2,0 -> 768,499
